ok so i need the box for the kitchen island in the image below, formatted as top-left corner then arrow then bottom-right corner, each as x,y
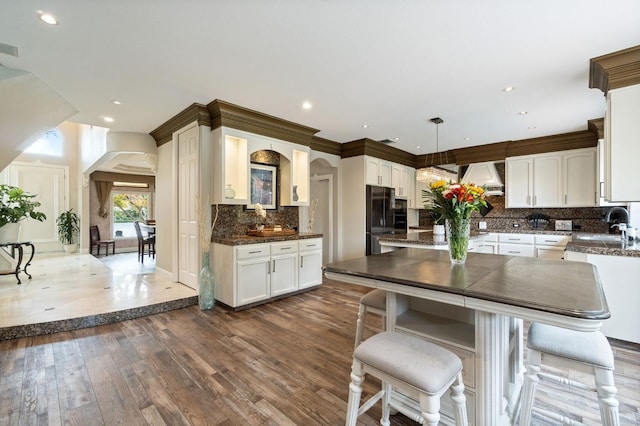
324,249 -> 609,425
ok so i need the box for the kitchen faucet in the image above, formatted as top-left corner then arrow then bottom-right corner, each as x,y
605,206 -> 630,242
604,206 -> 630,224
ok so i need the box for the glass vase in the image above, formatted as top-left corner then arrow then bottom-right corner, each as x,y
198,252 -> 215,310
445,218 -> 471,265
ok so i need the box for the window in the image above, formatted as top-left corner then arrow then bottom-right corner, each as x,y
112,192 -> 149,238
24,128 -> 63,157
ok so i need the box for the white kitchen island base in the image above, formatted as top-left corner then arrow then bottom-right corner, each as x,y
325,248 -> 609,426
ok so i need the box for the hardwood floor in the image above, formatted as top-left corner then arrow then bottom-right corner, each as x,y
1,278 -> 639,425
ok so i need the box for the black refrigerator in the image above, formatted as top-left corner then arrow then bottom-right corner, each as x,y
366,185 -> 407,255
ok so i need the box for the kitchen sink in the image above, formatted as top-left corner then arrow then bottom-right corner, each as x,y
573,233 -> 623,242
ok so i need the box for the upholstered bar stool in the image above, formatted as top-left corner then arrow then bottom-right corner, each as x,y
346,331 -> 468,426
354,289 -> 386,349
519,322 -> 620,426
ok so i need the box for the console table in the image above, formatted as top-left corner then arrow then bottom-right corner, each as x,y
324,249 -> 609,425
0,241 -> 35,285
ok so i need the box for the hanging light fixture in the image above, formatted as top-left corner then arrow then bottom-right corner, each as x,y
416,117 -> 457,183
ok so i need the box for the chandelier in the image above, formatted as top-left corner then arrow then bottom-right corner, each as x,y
416,117 -> 457,183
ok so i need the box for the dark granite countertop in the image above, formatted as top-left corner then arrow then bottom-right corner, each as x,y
406,227 -> 640,257
212,233 -> 323,246
409,226 -> 571,236
324,249 -> 610,320
566,237 -> 640,258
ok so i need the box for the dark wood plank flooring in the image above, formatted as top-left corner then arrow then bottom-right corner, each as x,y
1,278 -> 639,425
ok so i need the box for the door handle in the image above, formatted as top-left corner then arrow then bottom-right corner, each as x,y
272,259 -> 276,272
300,255 -> 304,268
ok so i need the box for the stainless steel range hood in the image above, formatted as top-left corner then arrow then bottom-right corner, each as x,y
461,162 -> 504,195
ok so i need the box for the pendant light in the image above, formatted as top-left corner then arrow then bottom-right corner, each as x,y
416,117 -> 457,183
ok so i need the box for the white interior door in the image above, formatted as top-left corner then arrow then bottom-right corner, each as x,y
3,162 -> 67,252
177,126 -> 199,288
310,175 -> 332,265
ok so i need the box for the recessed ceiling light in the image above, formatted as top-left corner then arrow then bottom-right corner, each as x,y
111,100 -> 122,105
416,146 -> 421,149
503,86 -> 515,92
38,11 -> 57,25
518,111 -> 528,115
362,124 -> 369,128
301,101 -> 312,110
464,137 -> 471,141
393,137 -> 399,141
528,126 -> 537,130
103,116 -> 114,123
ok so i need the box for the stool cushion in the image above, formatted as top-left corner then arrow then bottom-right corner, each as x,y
354,331 -> 462,395
360,289 -> 386,310
528,323 -> 614,369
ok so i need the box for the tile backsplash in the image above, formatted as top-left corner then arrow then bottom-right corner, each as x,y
211,204 -> 299,238
418,196 -> 613,233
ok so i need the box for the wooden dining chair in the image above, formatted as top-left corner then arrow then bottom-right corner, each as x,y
134,221 -> 155,263
89,225 -> 115,256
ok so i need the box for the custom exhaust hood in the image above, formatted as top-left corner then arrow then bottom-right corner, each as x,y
461,162 -> 504,196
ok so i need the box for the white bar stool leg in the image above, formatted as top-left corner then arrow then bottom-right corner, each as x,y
345,360 -> 364,426
595,368 -> 620,426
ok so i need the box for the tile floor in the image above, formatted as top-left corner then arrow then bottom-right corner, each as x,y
0,250 -> 197,330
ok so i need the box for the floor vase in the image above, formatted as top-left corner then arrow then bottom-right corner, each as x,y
445,218 -> 470,264
199,253 -> 215,310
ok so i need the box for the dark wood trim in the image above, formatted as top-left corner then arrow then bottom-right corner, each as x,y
506,130 -> 597,158
90,171 -> 155,185
589,45 -> 640,94
311,136 -> 343,156
450,141 -> 508,165
149,103 -> 211,146
207,100 -> 320,147
341,138 -> 415,167
588,118 -> 605,140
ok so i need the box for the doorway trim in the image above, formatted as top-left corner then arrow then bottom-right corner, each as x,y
310,173 -> 333,264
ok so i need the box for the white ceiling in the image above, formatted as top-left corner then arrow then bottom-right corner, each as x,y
1,1 -> 639,157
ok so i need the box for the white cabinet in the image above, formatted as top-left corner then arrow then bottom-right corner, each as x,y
506,154 -> 561,208
212,238 -> 322,308
506,148 -> 597,208
298,238 -> 323,289
235,244 -> 271,305
563,149 -> 596,207
280,148 -> 310,206
392,164 -> 414,202
366,156 -> 392,187
212,126 -> 311,206
565,251 -> 640,343
505,157 -> 533,207
533,155 -> 562,207
212,128 -> 249,205
496,233 -> 535,257
534,235 -> 570,260
605,84 -> 640,202
270,241 -> 298,296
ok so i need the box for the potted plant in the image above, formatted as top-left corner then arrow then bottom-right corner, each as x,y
0,184 -> 47,243
56,209 -> 80,253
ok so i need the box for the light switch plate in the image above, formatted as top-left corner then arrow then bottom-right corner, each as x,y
479,221 -> 487,230
555,220 -> 572,231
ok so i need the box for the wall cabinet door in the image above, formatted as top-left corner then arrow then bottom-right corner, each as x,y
532,155 -> 562,207
563,149 -> 596,207
392,164 -> 414,200
606,84 -> 640,202
365,157 -> 392,187
506,157 -> 532,207
237,258 -> 270,305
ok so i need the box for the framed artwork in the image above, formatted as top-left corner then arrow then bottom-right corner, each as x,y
249,164 -> 277,209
